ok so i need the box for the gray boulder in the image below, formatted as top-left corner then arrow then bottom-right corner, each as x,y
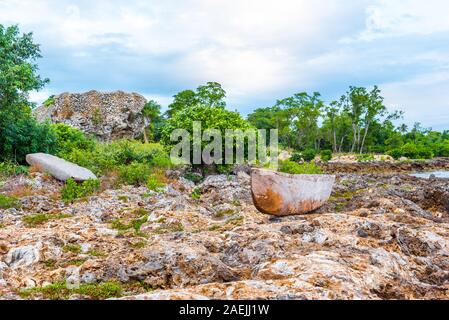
33,90 -> 148,141
26,153 -> 97,182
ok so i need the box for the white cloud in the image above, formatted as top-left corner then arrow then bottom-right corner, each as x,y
351,0 -> 449,41
1,0 -> 449,128
381,70 -> 449,130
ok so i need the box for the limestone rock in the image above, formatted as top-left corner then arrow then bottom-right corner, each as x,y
26,153 -> 97,182
4,244 -> 41,269
33,90 -> 147,141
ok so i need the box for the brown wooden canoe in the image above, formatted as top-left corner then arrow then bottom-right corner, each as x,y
251,168 -> 335,216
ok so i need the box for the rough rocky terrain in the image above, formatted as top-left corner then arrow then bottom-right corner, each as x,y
1,163 -> 449,300
34,91 -> 147,141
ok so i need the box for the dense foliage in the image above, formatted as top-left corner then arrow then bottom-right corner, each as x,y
248,87 -> 449,159
161,104 -> 252,165
0,25 -> 56,163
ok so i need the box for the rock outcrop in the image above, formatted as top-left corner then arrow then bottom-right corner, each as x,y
26,153 -> 97,182
1,163 -> 449,300
34,91 -> 147,141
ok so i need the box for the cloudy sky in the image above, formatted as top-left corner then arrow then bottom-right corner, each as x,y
1,0 -> 449,129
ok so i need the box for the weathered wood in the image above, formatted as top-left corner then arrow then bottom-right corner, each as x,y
251,169 -> 335,216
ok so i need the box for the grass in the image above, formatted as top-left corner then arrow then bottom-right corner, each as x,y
279,161 -> 323,175
130,241 -> 147,249
42,260 -> 57,269
191,187 -> 201,200
111,209 -> 150,236
64,259 -> 87,267
117,196 -> 129,202
0,194 -> 21,210
22,213 -> 72,227
88,248 -> 107,257
63,244 -> 82,254
154,222 -> 184,234
20,281 -> 123,300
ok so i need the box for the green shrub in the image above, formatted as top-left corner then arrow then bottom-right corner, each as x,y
146,174 -> 166,192
61,178 -> 100,203
301,149 -> 317,162
320,150 -> 333,162
290,152 -> 303,162
357,154 -> 375,162
279,160 -> 323,175
117,162 -> 153,186
191,187 -> 202,200
388,149 -> 403,160
0,115 -> 57,164
52,124 -> 96,157
400,143 -> 419,159
43,95 -> 55,107
61,140 -> 171,178
437,141 -> 449,157
184,171 -> 204,184
416,145 -> 434,159
0,194 -> 21,209
0,162 -> 29,181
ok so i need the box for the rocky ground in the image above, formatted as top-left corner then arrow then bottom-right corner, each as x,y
1,163 -> 449,300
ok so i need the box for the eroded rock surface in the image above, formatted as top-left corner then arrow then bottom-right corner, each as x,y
34,91 -> 147,141
1,167 -> 449,300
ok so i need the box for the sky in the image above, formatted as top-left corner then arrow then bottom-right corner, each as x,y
1,0 -> 449,130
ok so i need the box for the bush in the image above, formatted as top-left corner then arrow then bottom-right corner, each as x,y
61,178 -> 100,203
357,154 -> 375,162
301,149 -> 317,162
320,150 -> 333,162
0,162 -> 29,181
388,149 -> 403,160
279,160 -> 323,175
0,194 -> 21,209
52,124 -> 96,157
146,174 -> 166,192
416,145 -> 434,159
60,140 -> 171,177
0,115 -> 57,164
117,162 -> 154,186
400,143 -> 419,159
437,141 -> 449,157
290,152 -> 302,162
184,171 -> 204,184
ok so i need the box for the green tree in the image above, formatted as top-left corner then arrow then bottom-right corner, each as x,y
276,92 -> 323,150
196,82 -> 226,108
166,82 -> 227,118
141,100 -> 165,143
161,105 -> 251,167
166,90 -> 198,118
0,24 -> 55,162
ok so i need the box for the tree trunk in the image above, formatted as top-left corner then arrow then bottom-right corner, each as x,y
360,123 -> 370,154
351,123 -> 357,153
143,118 -> 150,144
338,135 -> 346,153
333,129 -> 337,153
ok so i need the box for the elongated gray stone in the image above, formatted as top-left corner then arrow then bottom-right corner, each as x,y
251,169 -> 335,216
26,153 -> 97,182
